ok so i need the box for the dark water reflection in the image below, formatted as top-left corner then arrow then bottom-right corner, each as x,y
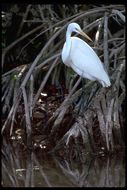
2,137 -> 125,187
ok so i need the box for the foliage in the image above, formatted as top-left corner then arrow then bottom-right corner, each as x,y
2,4 -> 125,153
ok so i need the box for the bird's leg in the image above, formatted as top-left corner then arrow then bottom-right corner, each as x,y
80,81 -> 100,113
85,82 -> 100,108
78,77 -> 86,115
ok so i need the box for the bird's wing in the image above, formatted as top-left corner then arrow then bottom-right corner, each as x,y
70,37 -> 107,81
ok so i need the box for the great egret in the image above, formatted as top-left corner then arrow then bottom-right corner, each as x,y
62,23 -> 111,87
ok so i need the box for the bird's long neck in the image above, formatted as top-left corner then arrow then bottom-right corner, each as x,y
65,29 -> 72,58
66,28 -> 72,41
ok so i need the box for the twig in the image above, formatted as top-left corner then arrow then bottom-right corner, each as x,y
96,94 -> 106,138
2,64 -> 27,77
113,29 -> 124,38
19,4 -> 123,65
2,89 -> 22,133
112,9 -> 125,23
103,12 -> 109,71
29,74 -> 34,118
115,60 -> 125,86
105,98 -> 115,150
35,52 -> 60,70
10,98 -> 20,136
16,12 -> 83,59
51,77 -> 81,120
94,18 -> 104,47
2,83 -> 10,103
107,29 -> 117,47
17,5 -> 32,37
100,94 -> 107,122
20,20 -> 73,89
32,57 -> 58,108
2,24 -> 44,69
22,87 -> 32,146
50,77 -> 81,133
38,5 -> 45,20
109,43 -> 125,59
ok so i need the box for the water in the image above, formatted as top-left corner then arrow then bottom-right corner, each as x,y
2,137 -> 125,187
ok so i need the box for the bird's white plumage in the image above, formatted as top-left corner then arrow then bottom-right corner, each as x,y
62,23 -> 111,87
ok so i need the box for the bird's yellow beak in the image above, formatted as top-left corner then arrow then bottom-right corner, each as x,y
78,29 -> 93,42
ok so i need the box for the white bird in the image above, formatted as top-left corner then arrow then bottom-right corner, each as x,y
62,23 -> 111,87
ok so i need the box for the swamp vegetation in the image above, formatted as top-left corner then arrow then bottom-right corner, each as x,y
1,4 -> 125,187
